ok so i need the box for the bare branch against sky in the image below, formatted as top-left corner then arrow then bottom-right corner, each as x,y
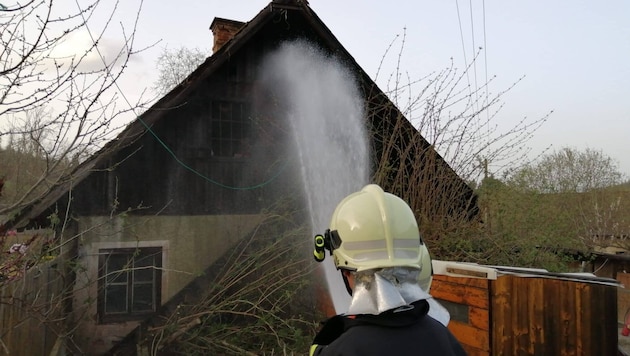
15,0 -> 629,176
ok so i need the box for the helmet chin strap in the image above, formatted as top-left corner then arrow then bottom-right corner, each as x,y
341,270 -> 353,296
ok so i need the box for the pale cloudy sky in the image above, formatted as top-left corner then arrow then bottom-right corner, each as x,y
104,0 -> 629,176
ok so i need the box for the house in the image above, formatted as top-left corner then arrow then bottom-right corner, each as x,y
1,0 -> 477,354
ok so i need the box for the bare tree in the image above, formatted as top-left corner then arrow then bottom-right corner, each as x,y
0,0 -> 148,218
1,3 -> 150,352
503,147 -> 630,253
506,147 -> 627,193
152,46 -> 207,95
374,31 -> 552,183
370,31 -> 552,262
472,176 -> 585,271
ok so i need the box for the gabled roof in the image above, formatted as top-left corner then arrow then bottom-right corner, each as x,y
3,0 -> 467,229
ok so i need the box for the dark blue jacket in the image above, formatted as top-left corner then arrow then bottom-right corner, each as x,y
310,300 -> 467,356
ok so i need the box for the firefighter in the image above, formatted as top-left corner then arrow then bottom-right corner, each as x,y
310,184 -> 466,355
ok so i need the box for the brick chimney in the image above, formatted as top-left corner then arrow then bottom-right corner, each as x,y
210,18 -> 246,53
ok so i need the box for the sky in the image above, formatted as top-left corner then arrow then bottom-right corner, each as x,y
73,0 -> 630,177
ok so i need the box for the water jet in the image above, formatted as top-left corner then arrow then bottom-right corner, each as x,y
260,40 -> 369,314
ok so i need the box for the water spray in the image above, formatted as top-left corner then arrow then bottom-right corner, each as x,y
259,39 -> 368,314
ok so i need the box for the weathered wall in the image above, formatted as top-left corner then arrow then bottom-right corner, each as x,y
491,275 -> 617,356
432,274 -> 491,356
0,259 -> 62,356
432,272 -> 619,356
70,214 -> 262,355
618,272 -> 630,324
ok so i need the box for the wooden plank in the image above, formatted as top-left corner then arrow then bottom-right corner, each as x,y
433,274 -> 490,289
526,277 -> 545,355
542,278 -> 562,356
431,278 -> 489,309
469,306 -> 489,331
448,320 -> 490,351
510,277 -> 534,356
606,284 -> 619,355
589,283 -> 618,355
574,282 -> 585,356
559,280 -> 577,356
490,276 -> 512,356
461,344 -> 490,356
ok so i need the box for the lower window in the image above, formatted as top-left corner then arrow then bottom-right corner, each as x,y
97,247 -> 162,323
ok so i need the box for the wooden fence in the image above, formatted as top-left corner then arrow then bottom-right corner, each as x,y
432,261 -> 620,356
0,259 -> 64,356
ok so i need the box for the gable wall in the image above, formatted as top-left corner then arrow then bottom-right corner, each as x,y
71,214 -> 262,354
73,45 -> 297,216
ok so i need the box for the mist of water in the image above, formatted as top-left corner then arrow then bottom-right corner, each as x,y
260,40 -> 369,313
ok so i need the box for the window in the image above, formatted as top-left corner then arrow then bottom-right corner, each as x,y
434,298 -> 469,324
211,101 -> 250,157
226,52 -> 251,82
98,247 -> 162,323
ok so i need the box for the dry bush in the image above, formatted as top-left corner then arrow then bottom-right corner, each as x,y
125,207 -> 321,355
369,33 -> 551,264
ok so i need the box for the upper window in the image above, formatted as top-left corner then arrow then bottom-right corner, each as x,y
211,101 -> 251,157
226,52 -> 251,82
98,247 -> 162,323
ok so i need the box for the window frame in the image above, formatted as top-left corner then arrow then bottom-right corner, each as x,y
210,100 -> 251,158
97,247 -> 162,323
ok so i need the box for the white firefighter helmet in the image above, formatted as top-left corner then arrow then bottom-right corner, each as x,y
328,184 -> 432,291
